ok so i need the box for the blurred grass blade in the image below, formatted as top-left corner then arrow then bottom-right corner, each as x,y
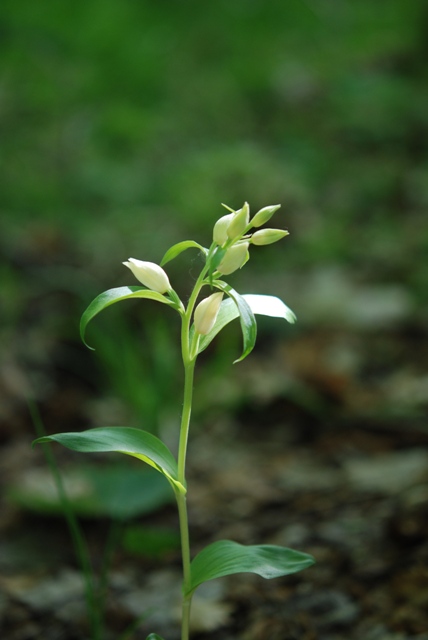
28,402 -> 103,639
80,286 -> 175,349
160,240 -> 207,266
187,540 -> 315,596
33,427 -> 185,494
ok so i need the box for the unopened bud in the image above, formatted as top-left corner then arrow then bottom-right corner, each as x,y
217,242 -> 249,275
251,204 -> 281,228
123,258 -> 171,293
251,229 -> 289,246
227,202 -> 250,240
194,292 -> 224,335
213,213 -> 234,246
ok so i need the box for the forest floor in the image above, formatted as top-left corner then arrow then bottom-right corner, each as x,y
1,306 -> 428,640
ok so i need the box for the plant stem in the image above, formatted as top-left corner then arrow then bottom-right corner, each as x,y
177,361 -> 195,482
176,361 -> 195,640
176,490 -> 192,640
176,249 -> 216,639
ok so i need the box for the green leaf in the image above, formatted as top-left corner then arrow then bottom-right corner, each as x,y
243,294 -> 297,323
80,286 -> 175,349
208,245 -> 227,284
145,635 -> 165,640
198,293 -> 296,356
187,540 -> 315,596
219,284 -> 257,363
160,240 -> 207,267
33,427 -> 185,494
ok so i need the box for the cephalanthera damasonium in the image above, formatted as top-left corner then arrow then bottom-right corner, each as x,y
35,202 -> 313,640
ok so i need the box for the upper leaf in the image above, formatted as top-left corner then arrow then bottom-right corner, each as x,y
197,293 -> 296,357
242,294 -> 296,323
215,283 -> 257,363
160,240 -> 207,267
187,540 -> 315,596
80,286 -> 175,349
33,427 -> 185,494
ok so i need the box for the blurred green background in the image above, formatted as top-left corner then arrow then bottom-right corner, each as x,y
1,0 -> 427,433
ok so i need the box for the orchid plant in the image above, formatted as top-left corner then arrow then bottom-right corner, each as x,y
34,202 -> 314,640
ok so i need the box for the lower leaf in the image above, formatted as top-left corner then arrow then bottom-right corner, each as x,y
187,539 -> 314,596
33,427 -> 186,494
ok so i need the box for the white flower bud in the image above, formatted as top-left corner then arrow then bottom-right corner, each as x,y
251,229 -> 289,245
194,292 -> 224,335
227,202 -> 250,240
213,213 -> 234,246
123,258 -> 171,293
217,242 -> 249,275
251,204 -> 281,228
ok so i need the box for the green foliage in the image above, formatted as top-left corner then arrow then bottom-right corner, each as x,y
160,241 -> 207,267
197,293 -> 296,355
187,540 -> 315,596
34,426 -> 185,494
80,286 -> 176,349
212,284 -> 257,363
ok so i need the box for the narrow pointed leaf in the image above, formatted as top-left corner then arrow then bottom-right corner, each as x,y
217,284 -> 256,362
198,293 -> 296,355
80,286 -> 175,349
160,241 -> 207,267
208,245 -> 227,284
187,540 -> 314,596
33,427 -> 185,494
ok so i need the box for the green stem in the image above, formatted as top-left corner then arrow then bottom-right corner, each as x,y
178,362 -> 195,483
176,360 -> 195,640
178,258 -> 208,480
176,251 -> 213,640
176,489 -> 192,640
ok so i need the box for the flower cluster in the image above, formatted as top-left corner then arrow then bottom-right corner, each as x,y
122,202 -> 288,338
212,202 -> 288,277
